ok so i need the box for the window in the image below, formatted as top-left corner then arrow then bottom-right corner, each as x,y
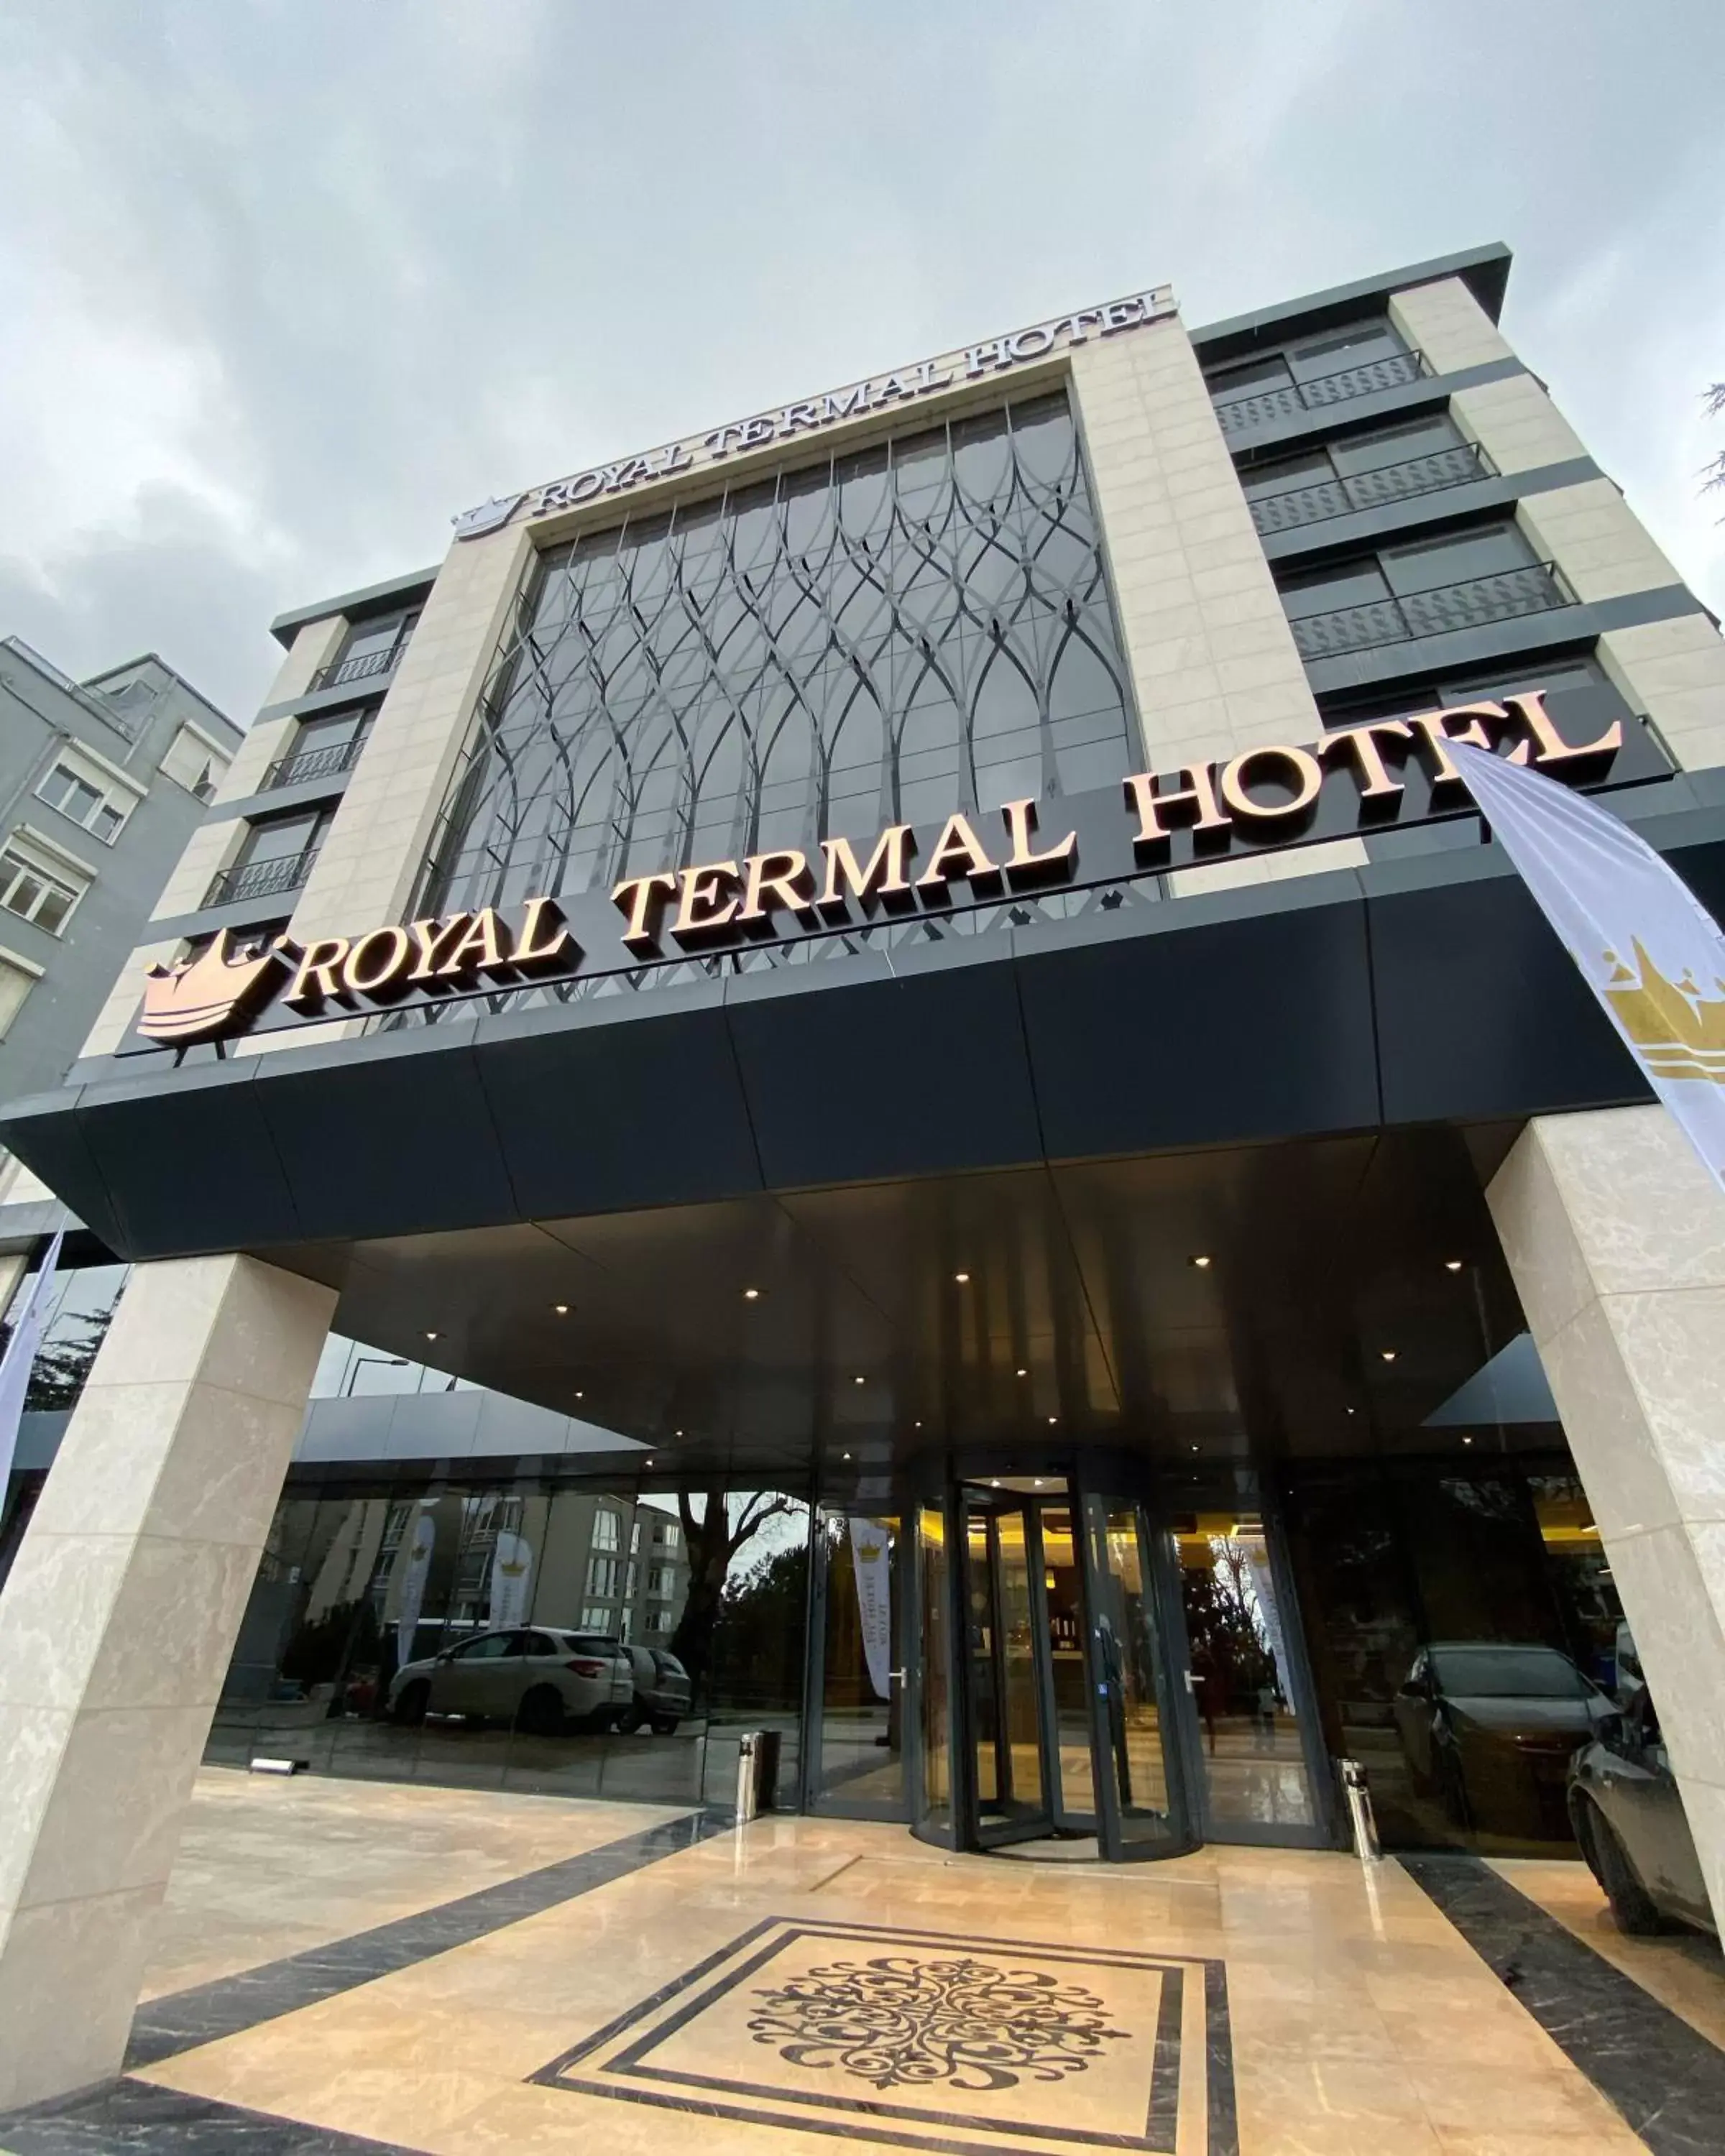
419,392 -> 1138,921
656,1520 -> 681,1549
580,1603 -> 614,1631
648,1565 -> 676,1599
625,1561 -> 639,1598
1329,413 -> 1464,477
1380,522 -> 1535,596
645,1606 -> 676,1635
0,952 -> 37,1038
585,1554 -> 620,1598
37,763 -> 127,844
592,1509 -> 620,1551
1287,319 -> 1407,380
1208,353 -> 1294,406
452,1631 -> 517,1661
161,724 -> 230,801
0,844 -> 86,933
319,609 -> 420,689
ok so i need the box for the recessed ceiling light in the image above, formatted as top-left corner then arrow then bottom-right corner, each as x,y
1034,1478 -> 1044,1487
914,1419 -> 923,1429
1190,1443 -> 1200,1453
1189,1254 -> 1213,1269
1016,1367 -> 1029,1378
674,1428 -> 684,1437
743,1287 -> 760,1299
954,1271 -> 970,1284
1047,1414 -> 1057,1425
1380,1350 -> 1397,1362
853,1375 -> 865,1386
553,1303 -> 569,1314
1445,1260 -> 1463,1273
574,1389 -> 584,1401
1462,1434 -> 1474,1446
1346,1406 -> 1356,1416
842,1451 -> 852,1460
990,1478 -> 1001,1487
424,1330 -> 439,1341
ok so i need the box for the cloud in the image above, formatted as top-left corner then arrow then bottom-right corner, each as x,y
0,0 -> 1718,721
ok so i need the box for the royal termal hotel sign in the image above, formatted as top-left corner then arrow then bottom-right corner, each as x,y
136,691 -> 1663,1052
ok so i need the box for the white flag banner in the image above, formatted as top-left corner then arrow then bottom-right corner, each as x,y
0,1231 -> 63,1508
489,1529 -> 534,1629
1452,741 -> 1725,1194
848,1517 -> 893,1702
395,1506 -> 436,1660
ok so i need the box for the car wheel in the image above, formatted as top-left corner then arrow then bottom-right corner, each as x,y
650,1715 -> 680,1737
515,1685 -> 566,1738
616,1703 -> 646,1735
391,1680 -> 429,1727
1585,1802 -> 1668,1935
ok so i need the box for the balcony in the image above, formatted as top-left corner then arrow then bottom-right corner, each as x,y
203,848 -> 320,910
1287,561 -> 1574,663
1214,349 -> 1432,437
262,737 -> 367,791
311,645 -> 398,694
1248,441 -> 1495,537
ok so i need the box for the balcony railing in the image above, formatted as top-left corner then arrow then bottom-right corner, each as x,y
311,645 -> 398,694
203,848 -> 320,910
1287,561 -> 1575,662
261,736 -> 367,791
1248,441 -> 1494,536
1213,349 -> 1431,436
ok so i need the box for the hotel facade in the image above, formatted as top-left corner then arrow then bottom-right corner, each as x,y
2,241 -> 1725,2107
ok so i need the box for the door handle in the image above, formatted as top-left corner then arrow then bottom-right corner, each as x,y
889,1668 -> 908,1682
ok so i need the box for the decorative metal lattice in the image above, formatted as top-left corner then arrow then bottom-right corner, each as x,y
418,392 -> 1138,919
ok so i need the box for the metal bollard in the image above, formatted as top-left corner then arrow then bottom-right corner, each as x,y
734,1729 -> 781,1823
1339,1756 -> 1380,1863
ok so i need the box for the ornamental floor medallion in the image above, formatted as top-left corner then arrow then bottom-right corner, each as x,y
532,1915 -> 1237,2154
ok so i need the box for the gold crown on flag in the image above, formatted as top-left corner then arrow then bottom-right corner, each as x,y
857,1539 -> 883,1562
139,931 -> 284,1043
1603,939 -> 1725,1086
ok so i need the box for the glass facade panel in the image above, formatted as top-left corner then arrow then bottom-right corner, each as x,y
813,1506 -> 903,1813
421,393 -> 1138,920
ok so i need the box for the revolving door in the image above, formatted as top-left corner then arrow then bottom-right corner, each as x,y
907,1468 -> 1197,1861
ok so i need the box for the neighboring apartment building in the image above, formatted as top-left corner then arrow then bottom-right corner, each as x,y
4,240 -> 1725,2109
0,639 -> 240,1105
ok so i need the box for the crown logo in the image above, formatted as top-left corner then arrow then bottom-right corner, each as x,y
857,1539 -> 883,1563
498,1557 -> 528,1578
451,492 -> 525,540
1602,938 -> 1725,1085
139,931 -> 286,1044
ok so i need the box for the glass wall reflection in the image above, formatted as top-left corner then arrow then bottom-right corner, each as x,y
208,1472 -> 809,1810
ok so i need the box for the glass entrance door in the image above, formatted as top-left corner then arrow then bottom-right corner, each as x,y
1080,1488 -> 1191,1860
959,1485 -> 1055,1846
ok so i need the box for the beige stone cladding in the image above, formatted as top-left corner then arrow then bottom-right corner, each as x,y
1450,370 -> 1587,476
0,1253 -> 336,2109
1598,614 -> 1725,775
280,523 -> 534,952
209,614 -> 347,808
1387,275 -> 1515,375
1517,477 -> 1685,607
1070,319 -> 1320,769
1489,1106 -> 1725,1938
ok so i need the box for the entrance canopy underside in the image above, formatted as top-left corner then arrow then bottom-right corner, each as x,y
274,1125 -> 1542,1480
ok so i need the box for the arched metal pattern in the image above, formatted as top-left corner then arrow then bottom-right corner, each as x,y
420,391 -> 1141,921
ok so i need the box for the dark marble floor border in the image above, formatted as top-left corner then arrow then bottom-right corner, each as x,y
1403,1853 -> 1725,2156
0,2077 -> 426,2155
121,1805 -> 724,2070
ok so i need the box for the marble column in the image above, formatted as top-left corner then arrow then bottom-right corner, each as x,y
0,1253 -> 334,2110
1488,1105 -> 1725,1932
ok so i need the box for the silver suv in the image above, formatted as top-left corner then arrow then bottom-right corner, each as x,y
618,1644 -> 693,1734
387,1628 -> 632,1736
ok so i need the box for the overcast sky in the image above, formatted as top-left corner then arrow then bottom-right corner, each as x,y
0,1 -> 1719,721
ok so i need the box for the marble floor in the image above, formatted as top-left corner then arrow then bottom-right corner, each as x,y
4,1769 -> 1725,2155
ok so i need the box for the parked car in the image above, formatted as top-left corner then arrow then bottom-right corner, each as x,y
1393,1641 -> 1612,1838
1569,1632 -> 1715,1937
387,1627 -> 632,1735
618,1644 -> 692,1734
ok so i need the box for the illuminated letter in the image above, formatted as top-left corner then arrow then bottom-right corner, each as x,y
405,913 -> 471,981
1123,765 -> 1230,847
1000,798 -> 1077,882
341,925 -> 413,995
436,907 -> 509,977
916,812 -> 998,890
819,825 -> 913,908
513,895 -> 572,966
1220,745 -> 1324,822
1406,702 -> 1506,785
1506,688 -> 1622,768
280,936 -> 351,1010
738,848 -> 816,924
1317,719 -> 1413,801
673,860 -> 740,939
612,872 -> 678,949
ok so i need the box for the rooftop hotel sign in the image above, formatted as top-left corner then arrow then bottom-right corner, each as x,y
449,287 -> 1179,541
132,687 -> 1668,1055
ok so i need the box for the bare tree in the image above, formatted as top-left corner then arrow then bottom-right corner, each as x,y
670,1485 -> 799,1695
1706,384 -> 1725,504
